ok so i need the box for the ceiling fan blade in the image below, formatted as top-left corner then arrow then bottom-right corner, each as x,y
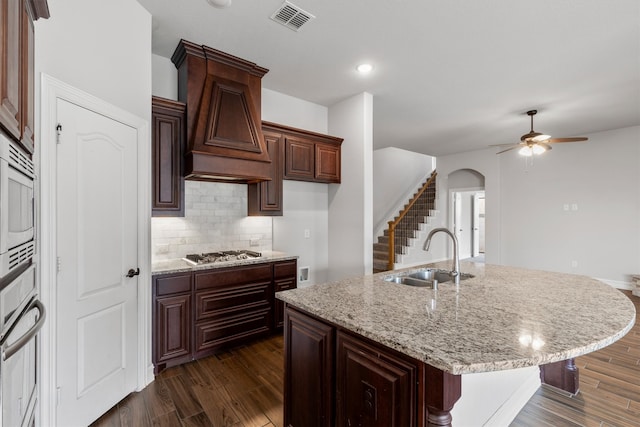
495,145 -> 521,154
489,143 -> 522,147
546,137 -> 588,143
538,142 -> 552,151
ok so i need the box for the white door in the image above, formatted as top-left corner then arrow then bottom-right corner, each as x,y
472,193 -> 481,257
55,98 -> 139,426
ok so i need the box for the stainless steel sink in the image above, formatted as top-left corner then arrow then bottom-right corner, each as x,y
383,269 -> 474,289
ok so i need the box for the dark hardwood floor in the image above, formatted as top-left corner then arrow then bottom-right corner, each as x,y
91,291 -> 639,427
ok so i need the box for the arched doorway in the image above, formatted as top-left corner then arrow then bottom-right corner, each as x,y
448,169 -> 485,261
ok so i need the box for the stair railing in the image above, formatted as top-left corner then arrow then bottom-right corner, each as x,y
387,171 -> 437,271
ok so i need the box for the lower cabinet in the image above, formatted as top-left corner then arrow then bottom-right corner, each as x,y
284,307 -> 335,427
193,263 -> 273,359
284,306 -> 423,427
152,259 -> 297,373
152,273 -> 192,373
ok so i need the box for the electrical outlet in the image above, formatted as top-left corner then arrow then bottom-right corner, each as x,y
304,229 -> 310,239
563,204 -> 569,211
571,203 -> 578,211
571,260 -> 578,268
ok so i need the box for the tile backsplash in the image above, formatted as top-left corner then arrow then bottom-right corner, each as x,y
151,181 -> 273,261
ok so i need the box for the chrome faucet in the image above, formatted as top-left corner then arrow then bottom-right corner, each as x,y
423,227 -> 460,285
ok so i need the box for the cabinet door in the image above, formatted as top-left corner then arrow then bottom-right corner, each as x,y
248,129 -> 283,215
19,0 -> 34,152
284,307 -> 334,427
315,143 -> 340,183
284,136 -> 314,181
0,0 -> 22,141
336,331 -> 419,427
154,294 -> 191,364
151,96 -> 186,216
153,273 -> 192,372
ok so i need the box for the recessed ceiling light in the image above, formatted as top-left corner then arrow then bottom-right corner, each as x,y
356,63 -> 373,74
206,0 -> 232,9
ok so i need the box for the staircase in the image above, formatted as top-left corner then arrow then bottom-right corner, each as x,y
373,172 -> 438,273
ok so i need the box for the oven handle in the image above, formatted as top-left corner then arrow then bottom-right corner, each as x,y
2,299 -> 46,361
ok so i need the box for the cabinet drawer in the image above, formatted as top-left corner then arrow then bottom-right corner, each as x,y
195,264 -> 272,291
195,281 -> 271,321
275,278 -> 296,292
194,308 -> 271,356
274,260 -> 297,279
155,273 -> 192,296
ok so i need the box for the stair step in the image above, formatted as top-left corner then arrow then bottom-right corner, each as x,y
377,235 -> 389,244
373,251 -> 387,260
373,243 -> 388,252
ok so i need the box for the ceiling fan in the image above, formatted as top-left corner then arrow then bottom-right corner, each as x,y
493,110 -> 588,156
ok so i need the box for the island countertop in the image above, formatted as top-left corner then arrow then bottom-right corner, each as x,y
276,261 -> 636,375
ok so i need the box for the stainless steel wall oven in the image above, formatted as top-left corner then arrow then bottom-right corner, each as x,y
0,132 -> 35,279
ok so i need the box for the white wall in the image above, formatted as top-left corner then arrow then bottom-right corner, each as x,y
498,126 -> 640,284
437,149 -> 502,264
35,0 -> 151,123
328,93 -> 374,280
373,147 -> 435,237
437,125 -> 640,285
152,54 -> 177,100
263,89 -> 331,286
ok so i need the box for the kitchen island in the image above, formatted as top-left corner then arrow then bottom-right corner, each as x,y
276,261 -> 636,427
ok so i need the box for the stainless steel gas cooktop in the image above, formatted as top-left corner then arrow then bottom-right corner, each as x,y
183,250 -> 262,265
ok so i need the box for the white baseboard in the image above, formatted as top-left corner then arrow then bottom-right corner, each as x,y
484,371 -> 541,426
594,277 -> 633,291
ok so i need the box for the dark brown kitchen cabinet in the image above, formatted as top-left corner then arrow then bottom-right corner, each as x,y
153,259 -> 297,373
247,126 -> 284,216
284,306 -> 430,427
0,0 -> 48,153
336,331 -> 419,427
193,263 -> 273,358
152,273 -> 193,373
152,96 -> 186,216
273,260 -> 297,329
284,306 -> 335,427
277,123 -> 343,184
0,0 -> 24,143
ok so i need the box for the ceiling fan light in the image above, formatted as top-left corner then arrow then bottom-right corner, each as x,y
532,144 -> 547,155
519,146 -> 533,157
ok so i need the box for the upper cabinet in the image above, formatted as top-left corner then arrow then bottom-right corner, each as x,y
171,40 -> 272,182
0,0 -> 49,154
248,122 -> 343,216
282,125 -> 343,184
152,96 -> 186,217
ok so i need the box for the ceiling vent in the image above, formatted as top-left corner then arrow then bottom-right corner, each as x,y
270,1 -> 315,31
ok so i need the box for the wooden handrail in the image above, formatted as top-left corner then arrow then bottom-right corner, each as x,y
387,171 -> 437,271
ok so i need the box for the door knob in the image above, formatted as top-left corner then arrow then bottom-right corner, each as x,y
126,268 -> 140,278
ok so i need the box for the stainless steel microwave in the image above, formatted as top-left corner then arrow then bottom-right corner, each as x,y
0,132 -> 35,279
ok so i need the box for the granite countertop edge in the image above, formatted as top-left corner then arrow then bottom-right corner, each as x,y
152,251 -> 298,275
276,261 -> 637,375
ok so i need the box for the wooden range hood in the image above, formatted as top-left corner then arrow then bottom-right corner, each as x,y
171,40 -> 271,182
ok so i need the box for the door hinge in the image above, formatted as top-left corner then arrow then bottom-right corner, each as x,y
56,124 -> 62,144
56,386 -> 61,407
57,256 -> 61,273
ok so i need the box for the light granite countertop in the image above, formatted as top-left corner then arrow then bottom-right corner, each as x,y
276,261 -> 636,375
152,251 -> 298,276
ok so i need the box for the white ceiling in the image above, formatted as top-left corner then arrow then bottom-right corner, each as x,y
137,0 -> 640,157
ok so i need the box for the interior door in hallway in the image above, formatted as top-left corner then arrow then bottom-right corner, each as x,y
55,98 -> 139,426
